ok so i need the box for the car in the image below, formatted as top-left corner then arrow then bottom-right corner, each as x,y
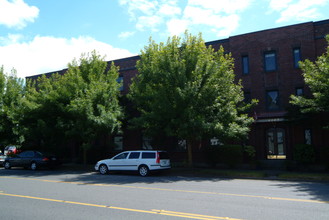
0,153 -> 6,166
3,150 -> 61,170
3,145 -> 20,155
95,150 -> 171,176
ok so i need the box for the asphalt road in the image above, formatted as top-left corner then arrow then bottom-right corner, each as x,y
0,168 -> 329,220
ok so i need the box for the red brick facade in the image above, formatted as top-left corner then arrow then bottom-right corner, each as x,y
112,20 -> 329,164
28,19 -> 329,165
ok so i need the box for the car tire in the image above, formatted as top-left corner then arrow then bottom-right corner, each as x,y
138,165 -> 149,177
30,162 -> 37,170
4,161 -> 11,169
99,164 -> 108,175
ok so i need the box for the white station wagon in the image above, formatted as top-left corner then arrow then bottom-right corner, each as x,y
94,150 -> 171,176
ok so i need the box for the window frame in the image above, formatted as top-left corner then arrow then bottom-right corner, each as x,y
117,75 -> 124,91
293,47 -> 301,68
266,90 -> 280,111
295,87 -> 304,96
242,55 -> 249,75
264,51 -> 277,72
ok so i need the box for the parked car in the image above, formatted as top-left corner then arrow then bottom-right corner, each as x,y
95,150 -> 171,176
0,152 -> 6,166
3,150 -> 61,170
3,145 -> 20,155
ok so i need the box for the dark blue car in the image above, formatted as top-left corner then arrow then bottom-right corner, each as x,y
3,150 -> 61,170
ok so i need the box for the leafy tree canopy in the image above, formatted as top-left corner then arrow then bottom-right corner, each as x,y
23,51 -> 123,161
290,35 -> 329,126
0,66 -> 25,147
128,32 -> 256,165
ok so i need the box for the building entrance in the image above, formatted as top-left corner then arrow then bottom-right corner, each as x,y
266,128 -> 286,159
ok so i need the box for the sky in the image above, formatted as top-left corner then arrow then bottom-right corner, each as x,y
0,0 -> 329,78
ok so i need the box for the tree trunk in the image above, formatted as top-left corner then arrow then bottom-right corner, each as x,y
187,140 -> 193,167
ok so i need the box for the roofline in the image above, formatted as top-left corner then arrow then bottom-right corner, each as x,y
26,19 -> 329,79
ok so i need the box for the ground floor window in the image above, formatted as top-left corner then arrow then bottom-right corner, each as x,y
114,136 -> 123,151
266,128 -> 286,159
142,136 -> 153,149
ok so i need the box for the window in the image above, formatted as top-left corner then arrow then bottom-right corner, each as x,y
242,55 -> 249,74
141,152 -> 156,159
114,136 -> 123,151
305,129 -> 312,145
293,48 -> 301,68
142,136 -> 153,149
296,87 -> 304,96
264,51 -> 277,72
113,152 -> 129,160
128,152 -> 140,159
19,151 -> 34,158
266,90 -> 279,110
117,76 -> 123,91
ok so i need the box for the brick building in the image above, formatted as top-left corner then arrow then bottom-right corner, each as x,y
28,19 -> 329,166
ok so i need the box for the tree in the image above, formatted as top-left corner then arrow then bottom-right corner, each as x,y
0,66 -> 25,147
128,33 -> 256,166
23,51 -> 123,163
290,35 -> 329,127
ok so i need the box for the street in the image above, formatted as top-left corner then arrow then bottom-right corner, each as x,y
0,168 -> 329,220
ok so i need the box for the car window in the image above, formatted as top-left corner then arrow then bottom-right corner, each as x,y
128,152 -> 140,159
113,152 -> 129,160
141,152 -> 156,159
19,151 -> 34,158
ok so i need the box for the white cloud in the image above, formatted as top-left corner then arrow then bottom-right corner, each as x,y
166,19 -> 189,36
178,0 -> 252,37
119,0 -> 158,19
118,31 -> 135,39
159,4 -> 181,16
188,0 -> 252,13
269,0 -> 329,23
119,0 -> 253,38
0,35 -> 134,78
119,0 -> 181,33
136,15 -> 163,31
0,0 -> 39,29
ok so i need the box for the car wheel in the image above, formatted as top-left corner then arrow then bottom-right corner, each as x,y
4,161 -> 11,169
99,164 -> 108,175
138,165 -> 149,177
30,162 -> 37,170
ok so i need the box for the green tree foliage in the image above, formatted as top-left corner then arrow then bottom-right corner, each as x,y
128,32 -> 256,166
290,35 -> 329,127
23,51 -> 122,163
0,66 -> 25,147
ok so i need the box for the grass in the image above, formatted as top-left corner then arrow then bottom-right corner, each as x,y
171,167 -> 329,182
278,172 -> 329,182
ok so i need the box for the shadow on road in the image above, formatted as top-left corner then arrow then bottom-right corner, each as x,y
1,166 -> 329,203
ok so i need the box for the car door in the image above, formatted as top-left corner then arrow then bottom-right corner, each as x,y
9,151 -> 31,167
125,152 -> 141,171
108,152 -> 129,171
18,151 -> 35,167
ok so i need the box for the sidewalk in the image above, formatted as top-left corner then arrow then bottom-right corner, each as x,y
60,163 -> 329,182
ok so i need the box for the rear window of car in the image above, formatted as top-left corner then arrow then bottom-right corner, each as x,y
159,152 -> 170,159
141,152 -> 156,159
128,152 -> 140,159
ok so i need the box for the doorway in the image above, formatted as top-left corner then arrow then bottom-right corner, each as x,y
266,128 -> 286,159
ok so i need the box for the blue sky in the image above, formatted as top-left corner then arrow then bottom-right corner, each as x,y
0,0 -> 329,78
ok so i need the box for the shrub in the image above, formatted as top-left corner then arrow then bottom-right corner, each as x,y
219,145 -> 243,168
243,146 -> 256,163
293,144 -> 315,165
203,144 -> 251,168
